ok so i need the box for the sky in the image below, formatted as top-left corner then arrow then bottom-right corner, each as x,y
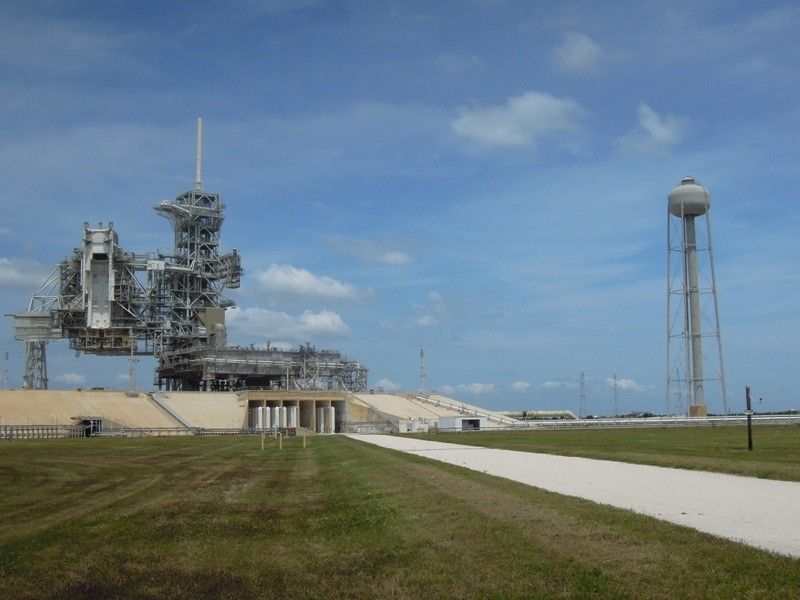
0,1 -> 798,415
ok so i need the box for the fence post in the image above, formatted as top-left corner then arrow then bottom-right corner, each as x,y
746,386 -> 753,451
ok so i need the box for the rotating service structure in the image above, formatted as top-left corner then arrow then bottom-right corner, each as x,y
11,119 -> 368,393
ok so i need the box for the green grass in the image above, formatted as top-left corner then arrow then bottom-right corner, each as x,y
0,435 -> 798,599
410,425 -> 800,481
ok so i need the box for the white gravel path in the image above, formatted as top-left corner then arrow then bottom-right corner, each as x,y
347,434 -> 800,559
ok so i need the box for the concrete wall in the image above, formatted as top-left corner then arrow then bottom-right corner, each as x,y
0,390 -> 182,428
157,392 -> 247,429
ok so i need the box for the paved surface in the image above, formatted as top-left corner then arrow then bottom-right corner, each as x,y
347,434 -> 800,559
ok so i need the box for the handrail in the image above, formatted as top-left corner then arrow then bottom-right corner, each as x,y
413,394 -> 519,426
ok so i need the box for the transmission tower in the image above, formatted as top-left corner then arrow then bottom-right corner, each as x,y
3,351 -> 8,389
578,369 -> 586,419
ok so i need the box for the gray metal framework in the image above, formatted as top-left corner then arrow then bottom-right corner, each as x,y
11,119 -> 368,393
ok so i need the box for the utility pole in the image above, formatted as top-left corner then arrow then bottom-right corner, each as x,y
2,351 -> 8,389
612,367 -> 619,418
578,369 -> 586,419
745,386 -> 753,451
419,348 -> 426,396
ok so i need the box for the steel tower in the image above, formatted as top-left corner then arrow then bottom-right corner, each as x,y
666,177 -> 728,416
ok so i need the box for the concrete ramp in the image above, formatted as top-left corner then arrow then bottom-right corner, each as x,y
349,393 -> 517,429
155,392 -> 246,429
0,390 -> 183,428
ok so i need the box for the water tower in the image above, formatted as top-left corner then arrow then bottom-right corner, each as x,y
666,177 -> 728,416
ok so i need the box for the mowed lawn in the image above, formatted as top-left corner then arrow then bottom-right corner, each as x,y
411,425 -> 800,481
0,435 -> 798,599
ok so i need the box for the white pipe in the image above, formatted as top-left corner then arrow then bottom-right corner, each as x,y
316,407 -> 324,433
685,217 -> 704,408
327,406 -> 335,434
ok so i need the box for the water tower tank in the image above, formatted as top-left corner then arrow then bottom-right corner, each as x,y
668,177 -> 710,217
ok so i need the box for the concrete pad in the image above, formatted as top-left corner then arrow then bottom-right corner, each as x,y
347,434 -> 800,559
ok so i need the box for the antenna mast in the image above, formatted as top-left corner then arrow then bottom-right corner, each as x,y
612,367 -> 619,418
419,348 -> 426,396
578,369 -> 586,419
194,116 -> 203,193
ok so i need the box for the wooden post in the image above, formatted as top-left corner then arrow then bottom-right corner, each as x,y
278,433 -> 283,450
303,433 -> 306,449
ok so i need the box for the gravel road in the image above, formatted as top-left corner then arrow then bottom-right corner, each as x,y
347,434 -> 800,559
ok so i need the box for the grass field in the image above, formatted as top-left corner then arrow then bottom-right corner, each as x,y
1,435 -> 798,599
411,425 -> 800,481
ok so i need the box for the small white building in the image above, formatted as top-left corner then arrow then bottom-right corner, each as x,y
438,415 -> 487,432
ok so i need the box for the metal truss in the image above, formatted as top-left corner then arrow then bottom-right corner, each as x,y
12,120 -> 367,392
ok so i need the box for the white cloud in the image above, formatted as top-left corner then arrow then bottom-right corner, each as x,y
381,251 -> 413,266
552,32 -> 603,73
436,52 -> 482,75
617,103 -> 688,154
452,91 -> 584,148
381,290 -> 448,330
227,306 -> 351,341
511,381 -> 531,393
0,16 -> 143,75
56,372 -> 86,385
541,379 -> 579,389
326,237 -> 413,266
414,315 -> 439,327
117,374 -> 129,382
0,257 -> 49,287
375,377 -> 400,392
255,264 -> 358,299
606,377 -> 651,393
441,382 -> 497,395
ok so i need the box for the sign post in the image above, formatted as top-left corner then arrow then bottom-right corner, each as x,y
745,386 -> 753,452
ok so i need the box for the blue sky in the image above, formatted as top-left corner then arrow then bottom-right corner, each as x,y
1,1 -> 798,415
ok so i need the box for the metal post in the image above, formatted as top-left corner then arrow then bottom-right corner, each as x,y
746,386 -> 753,451
666,209 -> 672,415
705,212 -> 728,414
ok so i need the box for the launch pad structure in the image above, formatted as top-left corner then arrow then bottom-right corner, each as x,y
11,119 -> 368,393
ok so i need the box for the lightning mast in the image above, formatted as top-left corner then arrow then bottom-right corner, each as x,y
419,348 -> 427,396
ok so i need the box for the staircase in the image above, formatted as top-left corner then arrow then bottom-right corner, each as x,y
149,392 -> 195,430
